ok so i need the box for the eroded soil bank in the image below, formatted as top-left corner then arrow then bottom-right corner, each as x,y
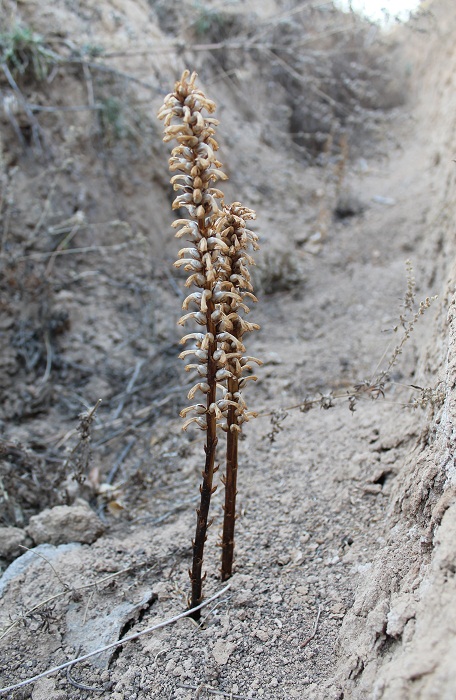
1,1 -> 455,698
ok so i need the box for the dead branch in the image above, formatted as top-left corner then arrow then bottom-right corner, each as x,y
0,583 -> 231,695
0,566 -> 131,642
300,604 -> 322,648
1,62 -> 46,154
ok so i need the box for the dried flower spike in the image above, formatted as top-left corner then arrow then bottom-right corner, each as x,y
158,70 -> 260,614
214,203 -> 262,580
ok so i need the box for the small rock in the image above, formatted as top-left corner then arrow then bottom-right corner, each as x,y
363,483 -> 382,495
0,526 -> 32,560
27,499 -> 104,545
386,595 -> 416,638
165,659 -> 176,674
325,555 -> 340,565
31,677 -> 67,700
330,602 -> 345,615
153,581 -> 172,601
291,549 -> 304,564
212,639 -> 236,665
296,585 -> 309,596
66,590 -> 155,669
0,543 -> 82,597
372,195 -> 396,206
276,553 -> 291,566
254,628 -> 269,642
335,192 -> 365,219
235,589 -> 253,606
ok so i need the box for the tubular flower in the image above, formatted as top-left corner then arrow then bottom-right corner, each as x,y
158,70 -> 229,428
214,203 -> 261,582
158,74 -> 260,431
158,70 -> 261,609
213,203 -> 262,431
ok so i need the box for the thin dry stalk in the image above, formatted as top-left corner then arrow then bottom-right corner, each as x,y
214,204 -> 261,580
300,604 -> 322,648
260,264 -> 438,427
158,70 -> 227,616
63,399 -> 102,484
1,61 -> 46,154
158,71 -> 260,612
0,584 -> 231,695
222,384 -> 238,580
0,566 -> 131,642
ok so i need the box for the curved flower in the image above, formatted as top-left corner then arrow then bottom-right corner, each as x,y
158,70 -> 261,612
211,203 -> 262,582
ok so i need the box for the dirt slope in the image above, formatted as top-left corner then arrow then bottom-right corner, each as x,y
335,3 -> 456,696
0,1 -> 455,698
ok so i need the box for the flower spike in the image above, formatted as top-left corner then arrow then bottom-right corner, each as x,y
158,70 -> 260,615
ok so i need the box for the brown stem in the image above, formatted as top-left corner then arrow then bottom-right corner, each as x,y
189,296 -> 218,619
221,376 -> 239,581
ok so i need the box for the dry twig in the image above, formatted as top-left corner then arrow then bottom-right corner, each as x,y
0,583 -> 231,695
177,683 -> 251,699
0,566 -> 131,642
1,61 -> 46,154
66,647 -> 105,693
300,604 -> 322,648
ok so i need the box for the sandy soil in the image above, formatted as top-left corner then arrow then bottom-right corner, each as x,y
0,1 -> 455,698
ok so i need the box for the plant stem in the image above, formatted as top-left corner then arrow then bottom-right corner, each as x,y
221,375 -> 239,581
189,294 -> 218,618
159,73 -> 260,609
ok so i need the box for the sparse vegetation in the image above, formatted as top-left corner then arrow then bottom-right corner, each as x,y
98,96 -> 125,144
0,24 -> 59,82
0,0 -> 451,697
261,260 -> 439,440
191,4 -> 228,38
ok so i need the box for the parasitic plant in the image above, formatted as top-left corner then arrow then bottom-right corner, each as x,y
214,204 -> 261,580
158,71 -> 260,615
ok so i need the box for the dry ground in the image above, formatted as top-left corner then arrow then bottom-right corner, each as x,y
1,1 -> 455,698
